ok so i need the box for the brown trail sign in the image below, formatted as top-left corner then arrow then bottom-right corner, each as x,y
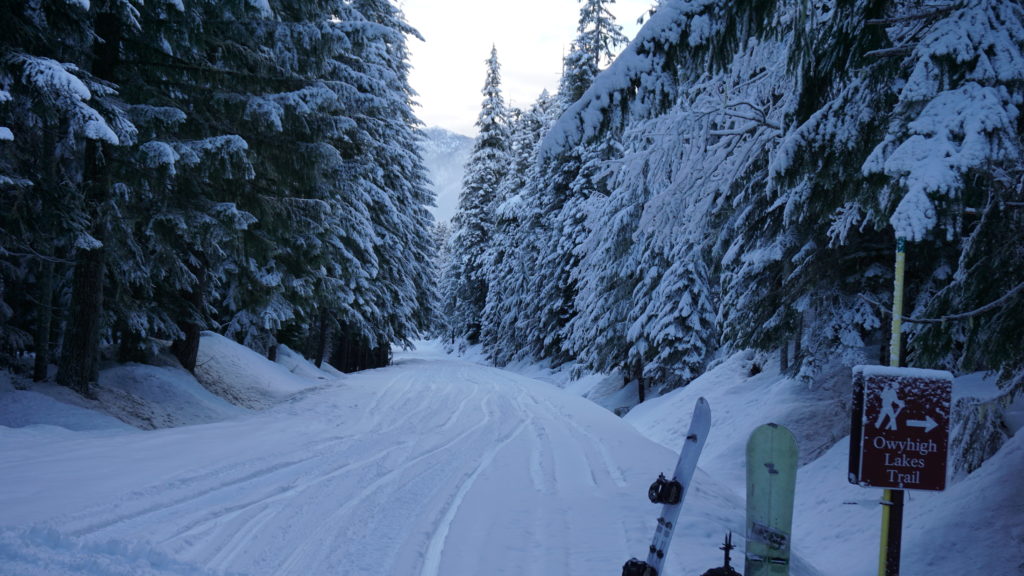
849,366 -> 953,492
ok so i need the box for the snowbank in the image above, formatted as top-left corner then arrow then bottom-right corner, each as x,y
1,333 -> 340,434
0,527 -> 234,576
193,331 -> 327,409
96,363 -> 247,429
792,428 -> 1024,576
274,344 -> 346,381
0,372 -> 133,433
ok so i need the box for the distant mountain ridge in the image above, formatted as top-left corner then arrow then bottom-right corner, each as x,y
420,127 -> 473,223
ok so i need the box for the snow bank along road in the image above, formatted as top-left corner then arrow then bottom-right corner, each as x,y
0,356 -> 744,575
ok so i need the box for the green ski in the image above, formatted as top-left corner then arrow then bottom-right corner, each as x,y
744,423 -> 797,576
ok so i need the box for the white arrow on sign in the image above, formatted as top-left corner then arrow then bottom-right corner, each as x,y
906,415 -> 938,433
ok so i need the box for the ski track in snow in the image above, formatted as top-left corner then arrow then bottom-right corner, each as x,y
7,356 -> 672,575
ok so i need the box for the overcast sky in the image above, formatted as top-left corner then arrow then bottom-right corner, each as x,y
398,0 -> 652,137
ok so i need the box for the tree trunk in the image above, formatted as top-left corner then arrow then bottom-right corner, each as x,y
56,9 -> 121,397
636,359 -> 646,404
779,339 -> 789,374
57,243 -> 105,397
329,326 -> 390,373
33,124 -> 59,382
171,321 -> 201,373
171,263 -> 206,373
794,314 -> 804,366
32,255 -> 55,382
313,311 -> 329,369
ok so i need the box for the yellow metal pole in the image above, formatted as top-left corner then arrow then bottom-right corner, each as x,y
889,237 -> 906,367
880,237 -> 907,576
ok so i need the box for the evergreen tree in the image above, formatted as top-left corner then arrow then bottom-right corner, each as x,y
32,1 -> 139,396
481,91 -> 558,364
109,1 -> 257,370
565,150 -> 647,378
544,0 -> 809,386
562,0 -> 1021,396
339,0 -> 437,362
763,0 -> 905,378
518,1 -> 630,366
430,221 -> 454,339
1,0 -> 438,386
559,0 -> 629,105
111,0 -> 357,369
860,0 -> 1024,392
0,0 -> 103,376
447,46 -> 510,344
773,0 -> 1024,388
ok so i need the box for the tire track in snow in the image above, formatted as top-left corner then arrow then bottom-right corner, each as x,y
159,439 -> 412,552
419,404 -> 532,576
527,418 -> 555,493
561,413 -> 628,489
271,389 -> 499,575
365,371 -> 442,435
507,387 -> 555,494
529,390 -> 629,489
62,434 -> 359,539
195,501 -> 279,570
527,395 -> 598,489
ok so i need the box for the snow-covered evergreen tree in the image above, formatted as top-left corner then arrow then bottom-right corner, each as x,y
31,1 -> 141,393
564,0 -> 1020,396
0,0 -> 104,375
559,0 -> 629,106
430,221 -> 455,339
111,0 -> 354,368
1,0 -> 439,386
772,0 -> 1024,388
861,0 -> 1024,392
481,92 -> 558,364
515,1 -> 631,366
316,0 -> 436,368
446,47 -> 510,344
565,150 -> 646,378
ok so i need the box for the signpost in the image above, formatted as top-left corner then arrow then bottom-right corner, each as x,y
850,237 -> 955,575
849,366 -> 953,491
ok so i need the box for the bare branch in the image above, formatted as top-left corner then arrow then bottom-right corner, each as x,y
721,109 -> 781,131
964,202 -> 1024,215
860,281 -> 1024,324
709,126 -> 765,137
865,5 -> 956,26
864,46 -> 915,59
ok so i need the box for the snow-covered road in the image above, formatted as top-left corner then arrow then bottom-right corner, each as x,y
8,342 -> 1013,576
2,352 -> 735,575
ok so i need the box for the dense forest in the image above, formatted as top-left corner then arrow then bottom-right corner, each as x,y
1,0 -> 436,395
2,0 -> 1022,406
443,0 -> 1024,398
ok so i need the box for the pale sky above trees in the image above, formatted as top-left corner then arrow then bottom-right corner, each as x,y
399,0 -> 650,135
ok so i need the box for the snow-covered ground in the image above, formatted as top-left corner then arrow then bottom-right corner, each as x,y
1,336 -> 1020,575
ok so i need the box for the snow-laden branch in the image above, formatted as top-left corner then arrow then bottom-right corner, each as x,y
539,1 -> 712,158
